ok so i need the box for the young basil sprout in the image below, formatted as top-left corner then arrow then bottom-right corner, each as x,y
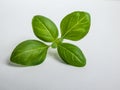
10,11 -> 91,67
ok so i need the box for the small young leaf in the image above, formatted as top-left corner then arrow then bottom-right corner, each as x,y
32,15 -> 58,42
10,40 -> 48,66
60,11 -> 90,41
57,43 -> 86,67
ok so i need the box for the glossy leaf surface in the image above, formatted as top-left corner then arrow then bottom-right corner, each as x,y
32,15 -> 58,42
60,11 -> 90,41
57,43 -> 86,67
10,40 -> 48,66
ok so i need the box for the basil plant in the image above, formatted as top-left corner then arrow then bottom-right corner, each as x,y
10,11 -> 91,67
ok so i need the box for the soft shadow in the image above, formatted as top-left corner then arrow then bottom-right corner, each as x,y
48,48 -> 65,64
6,48 -> 66,67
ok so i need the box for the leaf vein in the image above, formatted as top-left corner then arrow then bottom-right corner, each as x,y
37,18 -> 54,40
59,45 -> 82,63
12,47 -> 47,59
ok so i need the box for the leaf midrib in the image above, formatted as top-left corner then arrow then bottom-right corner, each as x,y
12,47 -> 47,60
58,45 -> 82,63
61,15 -> 87,38
36,18 -> 55,41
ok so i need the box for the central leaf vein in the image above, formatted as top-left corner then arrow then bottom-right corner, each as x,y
12,47 -> 47,59
59,45 -> 82,63
37,18 -> 55,40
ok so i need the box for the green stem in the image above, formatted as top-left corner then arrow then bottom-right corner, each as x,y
51,38 -> 63,48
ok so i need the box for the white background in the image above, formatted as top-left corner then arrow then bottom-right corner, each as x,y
0,0 -> 120,90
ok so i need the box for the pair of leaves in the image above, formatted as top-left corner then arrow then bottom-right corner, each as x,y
32,11 -> 90,42
10,11 -> 90,67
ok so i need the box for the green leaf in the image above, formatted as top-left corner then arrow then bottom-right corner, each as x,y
32,15 -> 58,42
57,43 -> 86,67
60,11 -> 90,41
10,40 -> 49,66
